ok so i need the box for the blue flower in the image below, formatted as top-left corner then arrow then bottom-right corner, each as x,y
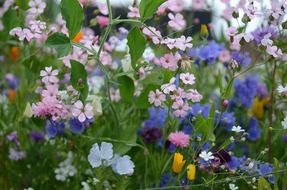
251,26 -> 278,45
46,120 -> 65,138
231,51 -> 251,66
227,156 -> 240,170
247,117 -> 261,141
198,41 -> 224,64
69,118 -> 87,134
233,75 -> 259,107
191,103 -> 210,118
216,111 -> 236,129
144,107 -> 167,128
258,163 -> 274,184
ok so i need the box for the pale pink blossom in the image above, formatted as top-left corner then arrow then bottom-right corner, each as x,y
127,6 -> 140,18
100,51 -> 113,67
226,26 -> 237,37
168,13 -> 186,31
159,53 -> 181,71
219,50 -> 231,63
185,89 -> 202,102
170,88 -> 186,101
156,3 -> 167,16
167,0 -> 184,12
98,3 -> 108,15
42,85 -> 59,100
142,27 -> 162,45
28,0 -> 46,16
148,89 -> 166,107
174,36 -> 193,51
172,99 -> 189,118
192,0 -> 205,10
110,88 -> 121,102
161,77 -> 177,94
168,131 -> 190,148
266,45 -> 283,58
72,100 -> 94,122
261,33 -> 273,46
180,73 -> 195,85
9,27 -> 34,42
230,34 -> 242,50
40,67 -> 59,84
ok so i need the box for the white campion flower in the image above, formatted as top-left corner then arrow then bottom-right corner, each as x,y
111,155 -> 135,176
231,126 -> 245,133
199,151 -> 214,162
281,116 -> 287,129
229,183 -> 239,190
88,142 -> 113,168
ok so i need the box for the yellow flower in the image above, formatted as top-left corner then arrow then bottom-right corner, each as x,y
251,97 -> 269,119
172,153 -> 185,173
187,164 -> 196,181
200,24 -> 209,37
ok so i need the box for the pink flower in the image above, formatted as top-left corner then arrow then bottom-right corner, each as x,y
159,53 -> 181,71
110,87 -> 121,102
97,16 -> 109,27
185,89 -> 202,102
219,50 -> 231,63
172,99 -> 189,118
32,98 -> 67,121
168,13 -> 186,31
167,0 -> 184,13
148,89 -> 166,107
98,3 -> 108,15
42,85 -> 59,101
156,3 -> 167,16
28,0 -> 46,16
261,33 -> 273,46
161,77 -> 177,94
72,100 -> 94,122
9,27 -> 34,42
127,6 -> 140,18
192,0 -> 205,10
226,26 -> 237,37
40,67 -> 59,84
230,34 -> 242,50
174,36 -> 193,51
168,131 -> 190,148
142,27 -> 162,45
170,88 -> 186,101
266,45 -> 283,58
100,51 -> 113,67
180,73 -> 195,85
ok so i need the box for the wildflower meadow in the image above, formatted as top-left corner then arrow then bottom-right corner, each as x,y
1,0 -> 287,189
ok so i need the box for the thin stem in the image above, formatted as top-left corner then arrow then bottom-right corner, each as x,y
268,61 -> 277,163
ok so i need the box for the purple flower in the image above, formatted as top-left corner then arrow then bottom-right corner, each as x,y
252,26 -> 278,45
139,127 -> 162,144
258,163 -> 274,184
247,117 -> 261,141
216,111 -> 236,129
213,149 -> 231,164
69,118 -> 87,134
190,103 -> 210,118
283,134 -> 287,143
6,131 -> 19,146
144,107 -> 167,128
29,131 -> 45,142
227,156 -> 240,170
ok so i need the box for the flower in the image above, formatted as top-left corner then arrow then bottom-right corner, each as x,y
251,97 -> 269,119
72,100 -> 94,123
45,120 -> 65,138
247,117 -> 261,141
40,67 -> 59,84
168,131 -> 190,148
112,155 -> 135,175
28,0 -> 46,16
109,88 -> 121,102
229,184 -> 238,190
172,99 -> 189,118
168,13 -> 186,31
199,151 -> 214,162
231,126 -> 245,133
127,6 -> 140,18
159,53 -> 181,71
69,118 -> 87,134
266,45 -> 283,58
185,89 -> 202,102
139,127 -> 162,143
281,116 -> 287,129
142,27 -> 162,45
187,164 -> 196,180
88,142 -> 114,168
161,77 -> 176,94
148,89 -> 166,107
172,153 -> 185,173
277,85 -> 287,95
8,147 -> 26,161
180,73 -> 195,85
226,26 -> 237,37
96,16 -> 109,27
192,0 -> 205,10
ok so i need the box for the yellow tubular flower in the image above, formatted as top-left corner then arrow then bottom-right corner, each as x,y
252,97 -> 269,119
172,153 -> 185,173
187,164 -> 196,181
200,24 -> 209,37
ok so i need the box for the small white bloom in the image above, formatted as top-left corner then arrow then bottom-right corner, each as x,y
111,155 -> 135,176
199,151 -> 214,162
231,126 -> 245,133
277,85 -> 287,95
88,142 -> 114,168
229,183 -> 238,190
281,116 -> 287,129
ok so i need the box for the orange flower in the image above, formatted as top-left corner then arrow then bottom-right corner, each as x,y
8,89 -> 16,102
10,46 -> 20,61
73,31 -> 84,43
172,152 -> 185,173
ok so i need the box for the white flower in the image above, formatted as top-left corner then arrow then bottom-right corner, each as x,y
231,126 -> 245,133
229,183 -> 238,190
88,142 -> 114,168
281,116 -> 287,129
161,77 -> 176,94
81,181 -> 91,190
199,151 -> 214,162
40,67 -> 59,84
180,73 -> 195,85
112,155 -> 135,176
54,152 -> 77,181
277,85 -> 287,95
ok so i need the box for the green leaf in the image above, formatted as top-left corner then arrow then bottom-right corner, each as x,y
135,85 -> 158,109
70,60 -> 88,101
61,0 -> 84,39
139,0 -> 165,20
118,75 -> 135,103
194,114 -> 215,142
127,27 -> 146,70
45,32 -> 72,57
258,177 -> 272,190
222,76 -> 235,99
